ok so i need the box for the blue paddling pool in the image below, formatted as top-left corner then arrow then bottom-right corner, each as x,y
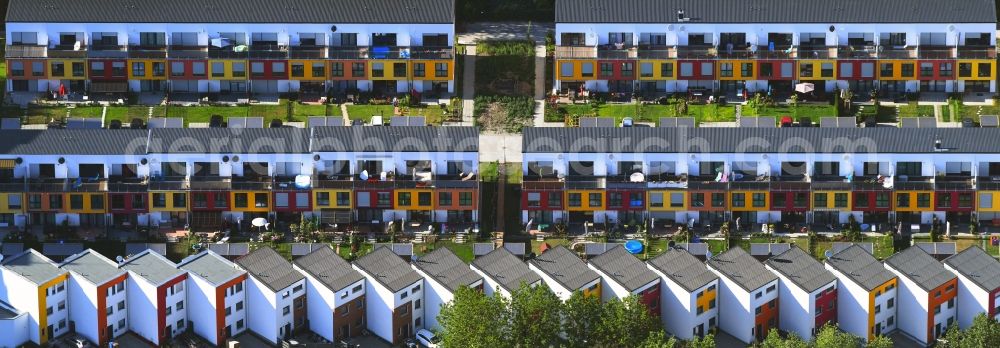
624,240 -> 643,254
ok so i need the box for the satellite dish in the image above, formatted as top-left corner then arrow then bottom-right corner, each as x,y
947,24 -> 956,32
828,25 -> 836,32
330,25 -> 338,32
58,157 -> 66,164
705,251 -> 713,260
667,24 -> 675,31
116,255 -> 124,264
824,250 -> 833,259
140,158 -> 148,165
222,155 -> 230,163
232,155 -> 239,162
15,157 -> 22,164
313,154 -> 321,162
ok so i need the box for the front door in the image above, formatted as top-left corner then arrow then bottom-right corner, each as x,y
284,323 -> 291,339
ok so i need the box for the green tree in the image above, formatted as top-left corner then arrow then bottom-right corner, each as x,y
562,291 -> 602,348
509,283 -> 563,347
867,335 -> 893,348
637,330 -> 678,348
813,323 -> 862,348
938,313 -> 1000,347
594,296 -> 661,347
757,329 -> 809,348
437,286 -> 510,348
687,333 -> 716,348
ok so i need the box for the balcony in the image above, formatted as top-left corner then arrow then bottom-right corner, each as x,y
957,46 -> 997,59
312,174 -> 354,189
555,45 -> 597,59
232,176 -> 272,190
837,45 -> 878,59
5,44 -> 47,58
88,44 -> 129,58
368,46 -> 412,60
894,176 -> 935,190
564,176 -> 606,189
686,175 -> 728,190
936,175 -> 975,190
636,45 -> 675,59
410,46 -> 454,59
288,45 -> 328,59
877,46 -> 918,59
107,178 -> 148,192
209,46 -> 249,59
597,45 -> 637,59
27,178 -> 68,192
606,174 -> 646,190
148,176 -> 189,191
248,44 -> 288,59
977,176 -> 1000,190
189,177 -> 232,191
48,44 -> 88,59
328,46 -> 369,59
918,47 -> 956,59
796,46 -> 838,59
0,179 -> 26,192
676,46 -> 716,59
128,45 -> 167,59
522,179 -> 564,191
432,174 -> 478,189
67,178 -> 108,192
169,45 -> 209,59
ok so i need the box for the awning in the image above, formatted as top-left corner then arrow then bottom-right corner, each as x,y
90,81 -> 128,93
0,160 -> 14,169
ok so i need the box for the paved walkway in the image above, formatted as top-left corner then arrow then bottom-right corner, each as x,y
479,134 -> 522,163
461,45 -> 477,126
457,22 -> 554,45
533,45 -> 562,127
340,103 -> 350,125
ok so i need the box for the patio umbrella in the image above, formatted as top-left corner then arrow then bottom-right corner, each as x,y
794,82 -> 814,94
251,217 -> 268,227
58,83 -> 66,96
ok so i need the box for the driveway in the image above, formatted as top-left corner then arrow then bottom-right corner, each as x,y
458,22 -> 554,45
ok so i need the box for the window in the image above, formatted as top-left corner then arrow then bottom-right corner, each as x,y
854,194 -> 869,208
398,192 -> 411,206
875,304 -> 881,314
814,193 -> 828,208
526,192 -> 540,207
272,62 -> 285,76
371,63 -> 385,77
568,193 -> 582,207
352,284 -> 363,293
940,63 -> 953,77
69,194 -> 84,210
887,298 -> 894,309
283,306 -> 290,315
759,63 -> 774,78
917,193 -> 931,208
435,63 -> 448,78
11,32 -> 38,45
720,63 -> 733,77
920,63 -> 934,77
981,193 -> 993,209
690,193 -> 704,207
237,320 -> 244,330
896,193 -> 910,207
547,193 -> 562,208
50,195 -> 63,209
958,193 -> 973,208
752,193 -> 766,207
938,193 -> 952,209
875,193 -> 890,208
132,62 -> 146,77
412,63 -> 426,78
640,62 -> 653,77
772,193 -> 787,208
291,63 -> 305,77
901,63 -> 915,78
235,301 -> 244,311
459,192 -> 473,207
600,63 -> 613,77
979,63 -> 992,77
352,63 -> 365,77
959,63 -> 973,77
821,63 -> 834,77
415,299 -> 422,309
72,62 -> 85,77
172,193 -> 186,208
331,62 -> 344,77
251,62 -> 265,77
659,63 -> 673,77
91,61 -> 106,76
608,192 -> 623,207
800,63 -> 814,77
400,291 -> 408,300
51,62 -> 66,76
231,62 -> 245,77
766,284 -> 776,293
731,193 -> 745,207
107,306 -> 114,315
588,193 -> 602,207
177,301 -> 184,310
7,195 -> 22,210
880,63 -> 894,77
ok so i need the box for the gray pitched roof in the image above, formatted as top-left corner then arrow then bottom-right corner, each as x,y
471,247 -> 540,293
207,243 -> 250,257
148,128 -> 310,154
529,246 -> 600,291
353,246 -> 422,293
584,243 -> 623,256
293,245 -> 364,292
0,300 -> 19,319
312,126 -> 478,153
290,243 -> 328,257
523,128 -> 1000,154
885,247 -> 956,292
474,243 -> 494,257
648,248 -> 717,293
915,242 -> 957,256
42,243 -> 84,261
766,246 -> 836,293
832,242 -> 873,255
413,248 -> 482,293
0,249 -> 66,285
825,244 -> 896,291
235,247 -> 304,293
59,249 -> 126,285
125,243 -> 167,257
120,249 -> 185,286
8,0 -> 455,24
556,0 -> 996,23
943,247 -> 1000,291
504,243 -> 526,256
0,129 -> 148,155
706,247 -> 777,292
588,246 -> 658,292
178,250 -> 245,286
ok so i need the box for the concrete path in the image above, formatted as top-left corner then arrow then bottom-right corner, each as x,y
933,104 -> 943,121
340,104 -> 350,125
479,134 -> 523,163
461,45 -> 477,126
533,45 -> 562,127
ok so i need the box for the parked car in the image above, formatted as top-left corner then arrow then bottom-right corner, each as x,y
415,329 -> 440,348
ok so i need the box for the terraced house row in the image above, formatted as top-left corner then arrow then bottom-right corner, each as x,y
554,0 -> 997,96
2,242 -> 997,347
521,127 -> 1000,233
4,0 -> 455,96
0,127 -> 478,232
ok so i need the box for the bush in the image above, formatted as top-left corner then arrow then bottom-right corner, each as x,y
474,95 -> 535,133
476,40 -> 535,56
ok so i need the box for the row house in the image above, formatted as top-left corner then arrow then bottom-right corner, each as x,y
0,249 -> 70,345
521,127 -> 1000,232
0,126 -> 480,233
0,299 -> 29,347
706,248 -> 779,344
587,245 -> 660,312
292,245 -> 366,342
5,0 -> 455,96
528,246 -> 602,301
470,247 -> 542,298
234,247 -> 307,344
59,250 -> 129,346
942,246 -> 1000,328
763,246 -> 837,339
177,250 -> 248,346
411,247 -> 484,331
553,0 -> 996,96
646,248 -> 718,339
120,248 -> 188,345
352,246 -> 424,345
884,247 -> 958,346
825,245 -> 898,342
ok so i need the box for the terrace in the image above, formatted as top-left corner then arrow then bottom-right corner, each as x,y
5,44 -> 47,58
48,43 -> 88,59
87,44 -> 129,58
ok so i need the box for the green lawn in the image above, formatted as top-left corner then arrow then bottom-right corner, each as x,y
912,237 -> 1000,256
896,103 -> 935,118
747,103 -> 838,120
417,241 -> 476,263
561,103 -> 737,124
292,103 -> 341,117
530,238 -> 574,255
346,104 -> 448,125
950,100 -> 1000,123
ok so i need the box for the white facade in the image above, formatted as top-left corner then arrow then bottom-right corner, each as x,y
825,265 -> 897,342
886,265 -> 956,346
124,271 -> 186,345
589,263 -> 657,303
766,265 -> 837,340
0,267 -> 69,345
184,271 -> 246,345
412,266 -> 483,332
0,301 -> 30,348
650,264 -> 718,340
943,263 -> 996,329
707,265 -> 778,344
528,262 -> 600,301
64,273 -> 127,345
293,263 -> 365,342
352,266 -> 423,344
245,275 -> 306,344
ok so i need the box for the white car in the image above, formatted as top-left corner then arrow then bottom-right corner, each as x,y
415,329 -> 440,348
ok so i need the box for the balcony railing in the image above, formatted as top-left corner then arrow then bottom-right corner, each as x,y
107,178 -> 149,192
48,44 -> 88,58
918,47 -> 956,59
88,44 -> 129,58
27,178 -> 68,192
209,47 -> 249,59
410,46 -> 454,59
555,46 -> 597,59
288,45 -> 328,59
837,45 -> 878,59
957,47 -> 997,59
248,44 -> 288,59
636,46 -> 675,59
0,181 -> 26,192
5,45 -> 48,58
128,45 -> 167,58
796,47 -> 838,59
597,45 -> 637,59
189,177 -> 232,191
877,46 -> 919,59
168,45 -> 209,59
676,46 -> 716,59
328,46 -> 369,59
232,177 -> 272,190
